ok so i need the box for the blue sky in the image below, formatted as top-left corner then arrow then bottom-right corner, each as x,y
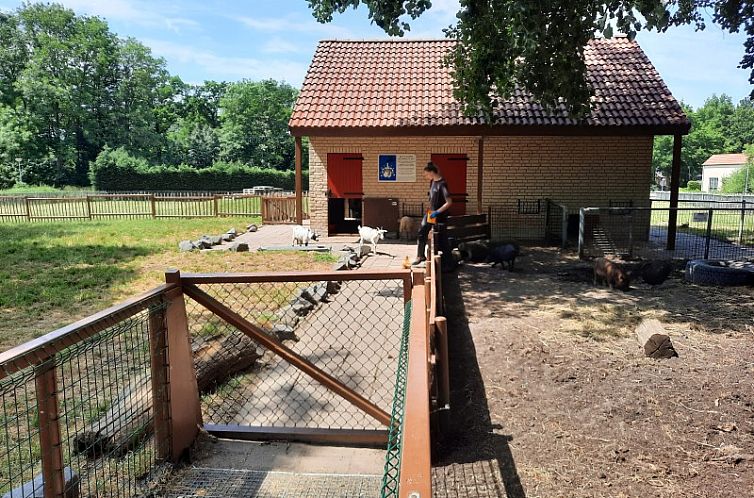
0,0 -> 750,109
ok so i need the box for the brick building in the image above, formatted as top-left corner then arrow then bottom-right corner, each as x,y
288,38 -> 690,241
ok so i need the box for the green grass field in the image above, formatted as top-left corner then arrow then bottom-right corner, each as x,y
649,201 -> 754,245
0,217 -> 330,351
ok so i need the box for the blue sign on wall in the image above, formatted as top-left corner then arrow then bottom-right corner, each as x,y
378,155 -> 397,182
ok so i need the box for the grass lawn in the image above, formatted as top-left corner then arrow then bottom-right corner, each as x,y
649,201 -> 754,245
0,218 -> 333,352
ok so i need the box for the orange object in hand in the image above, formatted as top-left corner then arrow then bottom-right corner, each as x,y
426,209 -> 437,224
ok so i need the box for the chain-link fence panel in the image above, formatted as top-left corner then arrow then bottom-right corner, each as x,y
185,278 -> 407,430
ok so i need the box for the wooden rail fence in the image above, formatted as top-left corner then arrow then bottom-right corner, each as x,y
0,194 -> 309,224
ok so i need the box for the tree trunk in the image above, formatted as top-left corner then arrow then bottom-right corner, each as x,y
73,331 -> 260,458
636,319 -> 678,359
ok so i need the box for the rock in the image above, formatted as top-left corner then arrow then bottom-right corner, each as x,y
332,253 -> 359,271
209,236 -> 223,246
325,281 -> 342,294
311,284 -> 328,303
247,224 -> 258,232
229,242 -> 249,252
275,306 -> 300,328
178,240 -> 196,252
270,324 -> 297,342
297,287 -> 320,306
341,245 -> 355,252
221,234 -> 234,242
227,228 -> 237,236
290,297 -> 314,316
195,239 -> 213,249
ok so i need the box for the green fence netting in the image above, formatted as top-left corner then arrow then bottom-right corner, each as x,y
379,300 -> 412,498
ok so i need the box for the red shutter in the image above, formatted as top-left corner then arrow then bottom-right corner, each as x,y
327,153 -> 363,199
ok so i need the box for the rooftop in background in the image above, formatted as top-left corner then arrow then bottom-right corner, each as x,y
703,153 -> 748,166
289,38 -> 690,135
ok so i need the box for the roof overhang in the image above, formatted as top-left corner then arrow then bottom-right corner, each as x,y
290,123 -> 691,138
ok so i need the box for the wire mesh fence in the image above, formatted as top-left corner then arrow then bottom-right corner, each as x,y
0,304 -> 169,497
578,206 -> 754,260
183,277 -> 407,430
489,199 -> 567,245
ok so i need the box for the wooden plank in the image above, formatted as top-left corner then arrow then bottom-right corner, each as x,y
295,136 -> 303,225
148,307 -> 170,461
204,425 -> 389,447
447,224 -> 490,240
399,284 -> 432,497
183,284 -> 391,426
163,271 -> 202,460
35,361 -> 65,498
447,213 -> 487,227
180,269 -> 410,284
0,284 -> 176,380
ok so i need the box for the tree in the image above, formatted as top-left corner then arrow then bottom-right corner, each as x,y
218,80 -> 298,169
308,1 -> 754,117
721,145 -> 754,193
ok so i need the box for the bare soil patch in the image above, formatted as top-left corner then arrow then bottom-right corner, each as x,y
435,248 -> 754,497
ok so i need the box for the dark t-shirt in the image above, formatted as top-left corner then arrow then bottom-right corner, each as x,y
428,178 -> 450,219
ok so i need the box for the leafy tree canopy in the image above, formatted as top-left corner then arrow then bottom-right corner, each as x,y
307,1 -> 754,117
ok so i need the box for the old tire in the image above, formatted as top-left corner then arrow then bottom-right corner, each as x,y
685,260 -> 754,286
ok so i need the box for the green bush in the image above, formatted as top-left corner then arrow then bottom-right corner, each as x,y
686,180 -> 701,191
91,147 -> 309,192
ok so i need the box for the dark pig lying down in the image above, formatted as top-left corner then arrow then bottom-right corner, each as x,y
486,243 -> 520,271
593,257 -> 631,291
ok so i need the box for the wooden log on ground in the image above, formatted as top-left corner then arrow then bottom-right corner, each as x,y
73,331 -> 259,458
636,319 -> 678,359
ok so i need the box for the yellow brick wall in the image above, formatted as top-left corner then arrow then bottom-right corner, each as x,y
308,135 -> 653,237
308,136 -> 479,235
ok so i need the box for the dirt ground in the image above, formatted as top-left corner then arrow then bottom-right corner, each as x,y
434,248 -> 754,498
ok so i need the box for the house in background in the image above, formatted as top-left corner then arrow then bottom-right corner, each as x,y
702,153 -> 747,192
288,38 -> 690,243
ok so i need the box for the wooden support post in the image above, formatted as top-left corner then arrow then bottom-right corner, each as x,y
403,273 -> 413,304
163,270 -> 202,461
85,196 -> 92,220
148,306 -> 170,462
150,194 -> 156,219
212,195 -> 219,217
295,136 -> 303,225
477,136 -> 484,214
434,316 -> 450,431
667,133 -> 682,250
35,360 -> 65,498
24,196 -> 31,221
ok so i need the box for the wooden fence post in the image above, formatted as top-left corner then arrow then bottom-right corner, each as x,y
150,194 -> 157,219
35,359 -> 65,498
85,196 -> 92,220
163,270 -> 202,461
24,196 -> 31,221
212,195 -> 219,217
148,306 -> 170,462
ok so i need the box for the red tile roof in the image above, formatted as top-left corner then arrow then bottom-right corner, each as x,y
703,153 -> 748,166
289,38 -> 690,133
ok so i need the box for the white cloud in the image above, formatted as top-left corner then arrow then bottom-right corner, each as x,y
143,38 -> 309,85
262,37 -> 303,54
237,14 -> 355,38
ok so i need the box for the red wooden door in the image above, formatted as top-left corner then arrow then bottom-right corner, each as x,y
327,153 -> 363,198
431,153 -> 467,216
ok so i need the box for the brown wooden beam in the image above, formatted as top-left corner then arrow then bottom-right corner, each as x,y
179,269 -> 410,285
667,133 -> 683,250
295,136 -> 303,225
204,425 -> 389,447
399,284 -> 432,497
477,136 -> 484,214
290,123 -> 691,138
182,284 -> 392,426
148,306 -> 170,462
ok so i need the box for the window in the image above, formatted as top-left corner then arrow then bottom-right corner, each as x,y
709,177 -> 719,191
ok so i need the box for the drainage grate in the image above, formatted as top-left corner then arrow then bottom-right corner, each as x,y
161,467 -> 382,497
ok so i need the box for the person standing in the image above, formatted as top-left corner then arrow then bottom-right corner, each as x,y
412,162 -> 453,266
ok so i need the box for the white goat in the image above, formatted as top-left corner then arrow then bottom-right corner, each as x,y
357,225 -> 387,254
292,225 -> 318,246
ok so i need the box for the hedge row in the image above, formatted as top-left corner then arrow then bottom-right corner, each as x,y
90,147 -> 309,192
